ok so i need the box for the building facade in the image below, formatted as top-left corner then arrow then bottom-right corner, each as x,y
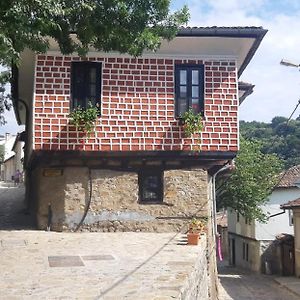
13,27 -> 266,232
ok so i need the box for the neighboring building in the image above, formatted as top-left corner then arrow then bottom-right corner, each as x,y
11,26 -> 267,233
12,132 -> 25,180
0,133 -> 25,182
1,133 -> 16,181
216,210 -> 228,259
281,198 -> 300,277
228,165 -> 300,274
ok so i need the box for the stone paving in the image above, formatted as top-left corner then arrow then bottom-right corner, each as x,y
218,264 -> 300,300
0,230 -> 205,299
0,185 -> 209,300
0,185 -> 35,230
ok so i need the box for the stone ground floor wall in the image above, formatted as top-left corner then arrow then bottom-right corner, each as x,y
31,166 -> 209,232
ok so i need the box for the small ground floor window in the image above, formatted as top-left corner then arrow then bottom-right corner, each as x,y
138,170 -> 163,203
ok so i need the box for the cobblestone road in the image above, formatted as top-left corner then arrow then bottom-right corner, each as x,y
218,264 -> 300,300
0,185 -> 35,229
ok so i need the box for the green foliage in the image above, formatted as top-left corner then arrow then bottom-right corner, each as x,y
0,0 -> 189,65
0,70 -> 11,125
0,144 -> 4,163
188,218 -> 205,233
0,0 -> 189,123
69,103 -> 99,136
180,108 -> 203,137
217,137 -> 283,222
240,117 -> 300,168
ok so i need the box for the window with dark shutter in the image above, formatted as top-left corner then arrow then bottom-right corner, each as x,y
175,64 -> 204,117
71,62 -> 101,110
139,170 -> 163,203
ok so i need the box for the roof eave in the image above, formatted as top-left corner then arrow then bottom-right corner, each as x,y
177,27 -> 268,77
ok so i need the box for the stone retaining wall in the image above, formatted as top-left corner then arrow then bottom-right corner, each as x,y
34,167 -> 209,232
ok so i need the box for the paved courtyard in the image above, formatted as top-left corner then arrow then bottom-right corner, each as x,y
0,230 -> 205,299
218,264 -> 300,300
0,185 -> 208,299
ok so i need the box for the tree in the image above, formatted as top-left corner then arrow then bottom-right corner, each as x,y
240,118 -> 300,168
0,0 -> 189,122
0,0 -> 189,65
217,137 -> 283,222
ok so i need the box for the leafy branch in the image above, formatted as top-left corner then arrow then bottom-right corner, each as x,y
180,108 -> 203,137
69,102 -> 99,136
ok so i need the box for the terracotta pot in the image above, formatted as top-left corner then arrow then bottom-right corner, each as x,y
187,232 -> 200,245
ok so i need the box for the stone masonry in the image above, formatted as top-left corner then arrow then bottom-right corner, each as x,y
34,167 -> 208,232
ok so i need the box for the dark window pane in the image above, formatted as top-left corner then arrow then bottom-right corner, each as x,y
180,70 -> 187,84
192,70 -> 199,84
175,64 -> 204,117
139,171 -> 163,203
90,84 -> 96,97
192,103 -> 199,112
192,86 -> 199,98
71,62 -> 101,110
178,99 -> 188,115
90,68 -> 96,83
180,86 -> 187,98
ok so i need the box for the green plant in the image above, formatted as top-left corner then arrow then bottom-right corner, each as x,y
188,218 -> 205,234
180,108 -> 203,137
69,102 -> 99,136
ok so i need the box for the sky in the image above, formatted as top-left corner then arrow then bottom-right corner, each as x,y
2,0 -> 300,134
171,0 -> 300,123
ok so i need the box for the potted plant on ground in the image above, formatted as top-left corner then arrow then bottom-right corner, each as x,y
187,218 -> 204,245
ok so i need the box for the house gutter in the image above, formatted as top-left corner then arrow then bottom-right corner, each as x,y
212,161 -> 235,260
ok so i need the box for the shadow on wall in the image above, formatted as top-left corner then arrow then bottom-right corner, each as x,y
260,235 -> 295,276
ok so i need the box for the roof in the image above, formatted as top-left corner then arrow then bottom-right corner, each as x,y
276,165 -> 300,188
177,26 -> 268,77
281,198 -> 300,209
238,81 -> 255,104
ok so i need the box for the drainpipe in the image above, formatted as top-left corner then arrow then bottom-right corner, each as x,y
212,161 -> 234,260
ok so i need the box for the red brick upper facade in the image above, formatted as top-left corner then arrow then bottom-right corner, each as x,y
33,54 -> 238,152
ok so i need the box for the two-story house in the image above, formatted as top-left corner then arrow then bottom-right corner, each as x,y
12,26 -> 266,233
228,164 -> 300,274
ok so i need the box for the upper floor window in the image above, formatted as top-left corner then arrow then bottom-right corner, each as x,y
71,62 -> 101,110
175,64 -> 204,117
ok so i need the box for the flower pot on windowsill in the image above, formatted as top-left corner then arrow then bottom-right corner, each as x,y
187,232 -> 200,245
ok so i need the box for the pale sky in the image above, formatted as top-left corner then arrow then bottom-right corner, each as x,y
2,0 -> 300,134
172,0 -> 300,122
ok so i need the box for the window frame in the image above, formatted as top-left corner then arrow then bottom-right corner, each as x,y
175,64 -> 205,117
138,169 -> 164,204
70,61 -> 102,111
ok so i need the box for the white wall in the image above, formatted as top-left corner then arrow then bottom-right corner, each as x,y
228,187 -> 299,241
255,188 -> 298,240
228,209 -> 255,238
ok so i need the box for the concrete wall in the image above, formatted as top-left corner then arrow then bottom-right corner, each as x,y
228,233 -> 261,272
255,188 -> 298,240
227,209 -> 255,239
3,157 -> 15,182
228,188 -> 298,242
293,208 -> 300,277
34,167 -> 209,232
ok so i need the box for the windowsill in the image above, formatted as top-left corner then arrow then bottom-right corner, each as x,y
138,201 -> 174,206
